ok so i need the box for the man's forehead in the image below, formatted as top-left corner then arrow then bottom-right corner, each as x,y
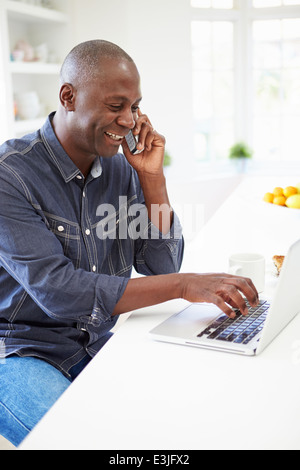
97,60 -> 141,96
106,94 -> 142,104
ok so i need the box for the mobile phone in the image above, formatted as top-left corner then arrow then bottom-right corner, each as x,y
125,130 -> 143,155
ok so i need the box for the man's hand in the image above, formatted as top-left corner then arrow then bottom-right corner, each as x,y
122,109 -> 166,177
180,273 -> 259,319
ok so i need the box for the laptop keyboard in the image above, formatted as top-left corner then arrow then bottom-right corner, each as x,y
197,300 -> 270,345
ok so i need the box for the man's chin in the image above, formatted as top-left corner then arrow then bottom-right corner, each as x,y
100,145 -> 122,158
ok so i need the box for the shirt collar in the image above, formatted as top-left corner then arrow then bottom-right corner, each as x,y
90,156 -> 103,179
40,112 -> 102,183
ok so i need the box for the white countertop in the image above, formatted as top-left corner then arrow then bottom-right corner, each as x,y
19,175 -> 300,450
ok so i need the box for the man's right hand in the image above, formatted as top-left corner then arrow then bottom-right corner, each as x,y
179,273 -> 259,319
113,272 -> 259,319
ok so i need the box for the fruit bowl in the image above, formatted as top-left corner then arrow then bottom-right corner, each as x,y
263,185 -> 300,210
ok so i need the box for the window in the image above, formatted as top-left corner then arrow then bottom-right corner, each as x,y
253,0 -> 300,7
191,0 -> 234,8
191,0 -> 300,167
253,18 -> 300,161
191,21 -> 234,162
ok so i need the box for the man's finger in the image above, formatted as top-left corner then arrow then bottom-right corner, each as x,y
224,277 -> 259,307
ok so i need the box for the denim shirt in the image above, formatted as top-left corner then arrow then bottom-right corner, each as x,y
0,113 -> 184,379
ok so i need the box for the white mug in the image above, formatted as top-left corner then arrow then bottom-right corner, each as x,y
228,253 -> 265,293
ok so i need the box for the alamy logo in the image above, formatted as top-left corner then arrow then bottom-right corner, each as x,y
95,196 -> 202,241
96,196 -> 150,240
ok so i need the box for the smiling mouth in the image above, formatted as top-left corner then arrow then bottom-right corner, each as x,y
104,132 -> 125,143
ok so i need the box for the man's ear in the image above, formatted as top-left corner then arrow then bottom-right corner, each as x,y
59,83 -> 76,111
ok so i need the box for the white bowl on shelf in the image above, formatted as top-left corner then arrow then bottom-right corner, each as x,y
15,91 -> 40,120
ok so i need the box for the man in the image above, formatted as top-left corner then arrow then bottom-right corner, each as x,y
0,40 -> 258,447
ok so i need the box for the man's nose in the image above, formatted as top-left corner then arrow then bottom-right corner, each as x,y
117,110 -> 135,129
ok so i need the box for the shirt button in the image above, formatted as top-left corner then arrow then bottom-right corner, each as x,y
58,226 -> 65,232
85,229 -> 91,236
76,175 -> 83,180
83,191 -> 86,198
92,265 -> 96,272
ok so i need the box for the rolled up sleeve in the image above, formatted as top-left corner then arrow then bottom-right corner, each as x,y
134,211 -> 184,276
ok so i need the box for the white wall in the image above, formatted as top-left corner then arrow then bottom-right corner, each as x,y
71,0 -> 194,178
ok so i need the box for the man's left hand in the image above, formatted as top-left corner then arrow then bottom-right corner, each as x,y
122,109 -> 166,177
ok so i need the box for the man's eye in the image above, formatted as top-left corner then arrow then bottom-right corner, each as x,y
109,105 -> 122,111
132,106 -> 139,113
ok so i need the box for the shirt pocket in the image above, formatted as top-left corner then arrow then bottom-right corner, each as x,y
45,213 -> 81,269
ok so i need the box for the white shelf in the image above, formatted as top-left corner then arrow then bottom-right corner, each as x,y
10,61 -> 61,74
0,0 -> 70,140
5,0 -> 68,23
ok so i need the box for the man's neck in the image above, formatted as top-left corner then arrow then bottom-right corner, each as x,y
51,110 -> 95,178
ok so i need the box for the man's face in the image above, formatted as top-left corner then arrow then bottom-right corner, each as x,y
70,59 -> 142,159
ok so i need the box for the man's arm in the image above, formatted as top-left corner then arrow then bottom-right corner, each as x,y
137,172 -> 173,235
122,110 -> 183,275
113,272 -> 259,319
122,109 -> 172,235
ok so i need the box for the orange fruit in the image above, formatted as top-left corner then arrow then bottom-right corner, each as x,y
273,196 -> 286,206
283,186 -> 298,198
273,187 -> 284,197
263,192 -> 274,203
286,194 -> 300,209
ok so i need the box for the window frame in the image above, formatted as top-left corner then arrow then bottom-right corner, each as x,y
190,0 -> 300,171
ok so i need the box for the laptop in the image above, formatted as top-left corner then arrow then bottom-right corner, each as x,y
150,239 -> 300,356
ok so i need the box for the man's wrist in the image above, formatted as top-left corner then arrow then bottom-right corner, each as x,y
137,170 -> 173,235
137,170 -> 166,192
113,273 -> 184,316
